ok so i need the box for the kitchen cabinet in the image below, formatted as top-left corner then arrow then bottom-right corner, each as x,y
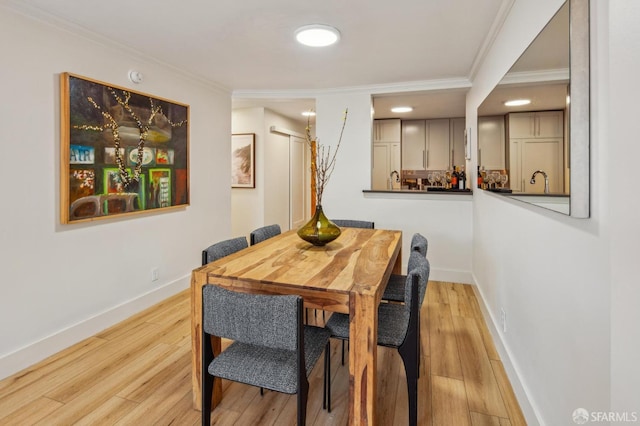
372,119 -> 401,190
401,120 -> 426,170
401,119 -> 450,170
508,111 -> 563,139
372,142 -> 401,190
478,116 -> 506,170
450,118 -> 466,168
508,110 -> 564,193
426,119 -> 451,169
373,119 -> 401,143
509,139 -> 564,192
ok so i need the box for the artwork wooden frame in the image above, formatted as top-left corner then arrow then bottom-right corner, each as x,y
60,72 -> 189,224
231,133 -> 255,188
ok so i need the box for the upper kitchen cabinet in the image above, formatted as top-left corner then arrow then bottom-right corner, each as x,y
450,118 -> 466,167
401,120 -> 426,170
373,119 -> 401,143
478,116 -> 506,170
402,119 -> 450,170
508,111 -> 564,139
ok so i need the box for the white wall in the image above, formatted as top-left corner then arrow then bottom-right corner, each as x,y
231,107 -> 306,238
231,107 -> 266,239
316,93 -> 473,281
467,0 -> 640,424
607,0 -> 640,416
0,7 -> 231,379
263,109 -> 307,231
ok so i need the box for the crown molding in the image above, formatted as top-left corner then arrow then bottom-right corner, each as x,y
233,77 -> 472,100
1,0 -> 231,94
500,68 -> 570,85
468,0 -> 516,81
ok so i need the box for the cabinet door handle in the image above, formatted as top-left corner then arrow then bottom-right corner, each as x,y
425,150 -> 429,168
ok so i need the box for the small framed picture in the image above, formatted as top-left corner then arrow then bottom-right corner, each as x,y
464,127 -> 472,160
231,133 -> 255,188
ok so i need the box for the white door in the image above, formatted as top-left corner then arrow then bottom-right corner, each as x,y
290,135 -> 307,228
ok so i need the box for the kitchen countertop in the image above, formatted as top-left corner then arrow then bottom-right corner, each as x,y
502,192 -> 569,198
363,188 -> 472,195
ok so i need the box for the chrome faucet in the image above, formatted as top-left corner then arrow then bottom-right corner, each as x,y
389,170 -> 400,190
530,170 -> 550,194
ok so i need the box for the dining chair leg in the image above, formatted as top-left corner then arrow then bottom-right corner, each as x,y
399,336 -> 419,426
323,341 -> 331,412
298,379 -> 309,426
202,331 -> 214,426
417,321 -> 421,378
202,373 -> 213,426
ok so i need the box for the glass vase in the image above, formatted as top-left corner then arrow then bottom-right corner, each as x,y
297,205 -> 341,246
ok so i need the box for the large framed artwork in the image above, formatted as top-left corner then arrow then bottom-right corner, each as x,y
231,133 -> 255,188
60,72 -> 189,223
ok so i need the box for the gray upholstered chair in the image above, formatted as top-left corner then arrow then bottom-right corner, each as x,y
382,233 -> 428,302
201,285 -> 331,426
250,224 -> 282,245
324,258 -> 430,426
331,219 -> 374,229
202,236 -> 248,266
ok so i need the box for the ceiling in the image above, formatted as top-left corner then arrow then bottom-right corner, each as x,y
7,0 -> 568,122
9,0 -> 504,90
7,0 -> 508,120
479,1 -> 569,116
373,89 -> 468,120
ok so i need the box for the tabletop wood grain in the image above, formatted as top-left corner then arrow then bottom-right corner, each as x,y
191,227 -> 402,425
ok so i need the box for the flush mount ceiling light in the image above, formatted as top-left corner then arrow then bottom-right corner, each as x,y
302,111 -> 316,117
295,24 -> 341,47
391,106 -> 413,113
504,99 -> 531,107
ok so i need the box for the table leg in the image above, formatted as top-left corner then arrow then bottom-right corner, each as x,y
349,290 -> 378,425
191,269 -> 221,411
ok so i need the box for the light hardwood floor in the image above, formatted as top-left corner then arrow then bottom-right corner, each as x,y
0,281 -> 526,425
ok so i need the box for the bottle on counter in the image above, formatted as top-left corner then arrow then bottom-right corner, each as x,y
477,165 -> 483,188
458,166 -> 466,190
451,166 -> 458,189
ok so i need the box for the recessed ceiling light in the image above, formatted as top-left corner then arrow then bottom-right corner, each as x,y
504,99 -> 531,107
391,106 -> 413,113
295,25 -> 341,47
302,111 -> 316,117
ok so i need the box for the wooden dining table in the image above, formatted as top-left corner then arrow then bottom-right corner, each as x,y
190,227 -> 402,425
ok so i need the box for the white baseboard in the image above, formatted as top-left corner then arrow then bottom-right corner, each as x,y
430,267 -> 474,284
0,275 -> 190,381
470,275 -> 543,426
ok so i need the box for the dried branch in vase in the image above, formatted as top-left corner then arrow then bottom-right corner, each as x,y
305,108 -> 348,206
